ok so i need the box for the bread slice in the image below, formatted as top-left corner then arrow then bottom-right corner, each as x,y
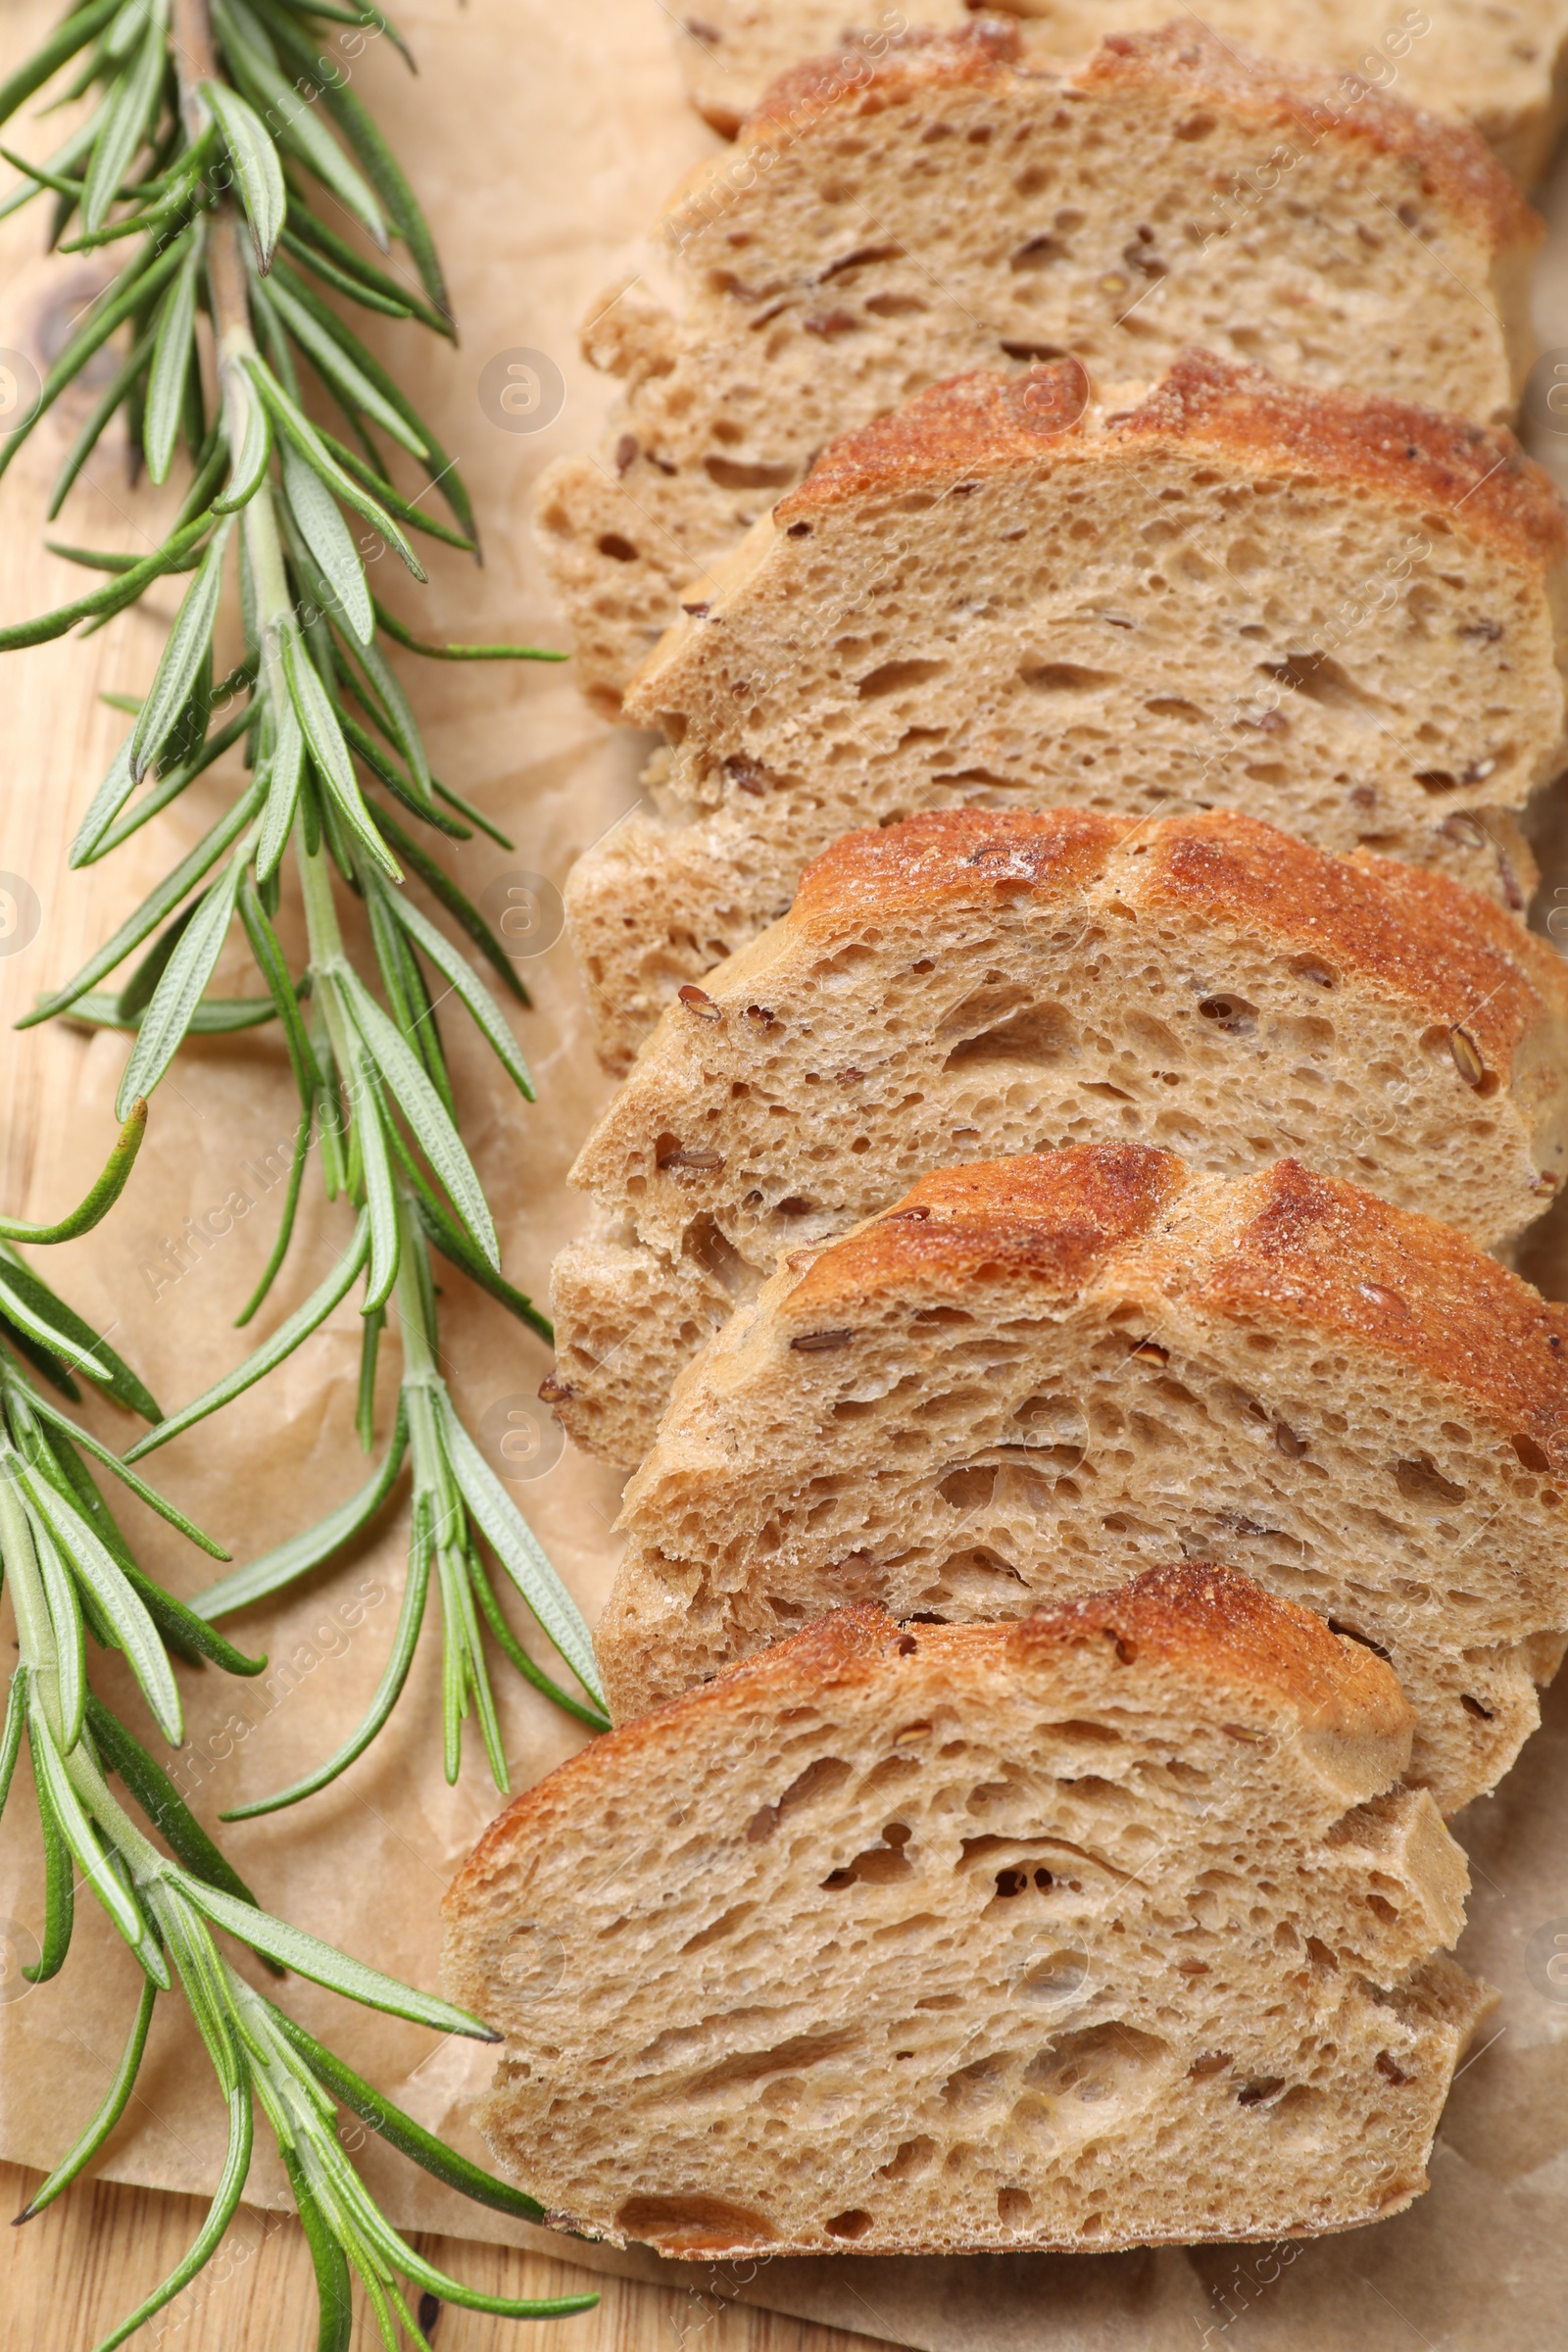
536,24 -> 1540,710
674,2 -> 1568,187
550,807 -> 1568,1468
444,1570 -> 1492,2257
597,1148 -> 1568,1810
568,356 -> 1567,1066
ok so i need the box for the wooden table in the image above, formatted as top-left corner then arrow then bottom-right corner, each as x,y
0,2158 -> 884,2352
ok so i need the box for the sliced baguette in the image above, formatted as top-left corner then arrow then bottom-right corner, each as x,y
598,1147 -> 1568,1810
444,1569 -> 1491,2257
675,3 -> 1568,187
552,806 -> 1568,1467
570,357 -> 1567,1065
536,24 -> 1540,710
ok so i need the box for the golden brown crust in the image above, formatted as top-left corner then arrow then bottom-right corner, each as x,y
778,1150 -> 1568,1470
781,1143 -> 1190,1312
1086,24 -> 1536,257
775,356 -> 1567,568
446,1566 -> 1408,1912
1199,1160 -> 1568,1468
746,18 -> 1023,135
788,807 -> 1565,1077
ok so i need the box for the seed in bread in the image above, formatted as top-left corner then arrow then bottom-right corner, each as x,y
673,2 -> 1568,188
597,1147 -> 1568,1811
568,357 -> 1565,1066
553,806 -> 1568,1467
444,1571 -> 1492,2258
536,24 -> 1540,710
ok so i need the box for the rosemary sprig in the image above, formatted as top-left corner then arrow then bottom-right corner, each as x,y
0,1192 -> 596,2349
0,0 -> 608,1822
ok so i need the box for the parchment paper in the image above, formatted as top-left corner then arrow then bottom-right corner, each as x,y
4,4 -> 1568,2345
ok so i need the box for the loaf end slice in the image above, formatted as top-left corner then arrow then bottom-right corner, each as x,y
445,1569 -> 1492,2257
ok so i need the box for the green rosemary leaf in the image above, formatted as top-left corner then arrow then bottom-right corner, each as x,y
0,508 -> 210,650
129,518 -> 230,777
281,634 -> 400,880
429,775 -> 512,850
372,599 -> 566,663
213,365 -> 271,514
366,884 -> 449,1112
0,228 -> 192,485
436,1396 -> 604,1705
244,359 -> 418,572
384,888 -> 535,1101
24,772 -> 267,1027
116,897 -> 200,1022
232,1105 -> 312,1327
144,240 -> 202,485
124,1211 -> 370,1462
89,702 -> 254,865
339,710 -> 463,839
237,878 -> 318,1103
275,2140 -> 354,2352
370,806 -> 529,1005
317,428 -> 473,551
25,1761 -> 76,1981
255,697 -> 304,882
26,1702 -> 151,1956
353,1054 -> 400,1313
47,314 -> 159,519
336,621 -> 430,791
0,1100 -> 146,1243
214,0 -> 387,245
21,1466 -> 183,1741
0,0 -> 121,133
269,258 -> 470,537
116,855 -> 250,1118
14,1977 -> 158,2225
270,0 -> 416,69
219,1522 -> 426,1818
398,1162 -> 551,1345
27,1395 -> 232,1566
33,1515 -> 86,1752
46,543 -> 145,573
467,1552 -> 608,1734
279,213 -> 447,337
69,735 -> 137,864
265,268 -> 425,459
81,17 -> 166,235
0,1246 -> 160,1417
66,988 -> 278,1035
0,1667 -> 27,1826
336,969 -> 497,1265
85,1694 -> 263,1909
281,440 -> 372,643
0,1313 -> 81,1402
355,1298 -> 382,1448
275,2005 -> 547,2224
190,1403 -> 406,1619
201,78 -> 283,271
182,1876 -> 498,2037
91,2077 -> 254,2352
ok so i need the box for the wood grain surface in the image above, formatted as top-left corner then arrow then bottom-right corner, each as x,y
0,2158 -> 886,2352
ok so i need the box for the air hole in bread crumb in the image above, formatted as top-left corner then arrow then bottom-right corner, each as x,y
1236,2079 -> 1287,2108
1460,1693 -> 1495,1721
826,2209 -> 874,2239
595,533 -> 637,563
1512,1433 -> 1551,1472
